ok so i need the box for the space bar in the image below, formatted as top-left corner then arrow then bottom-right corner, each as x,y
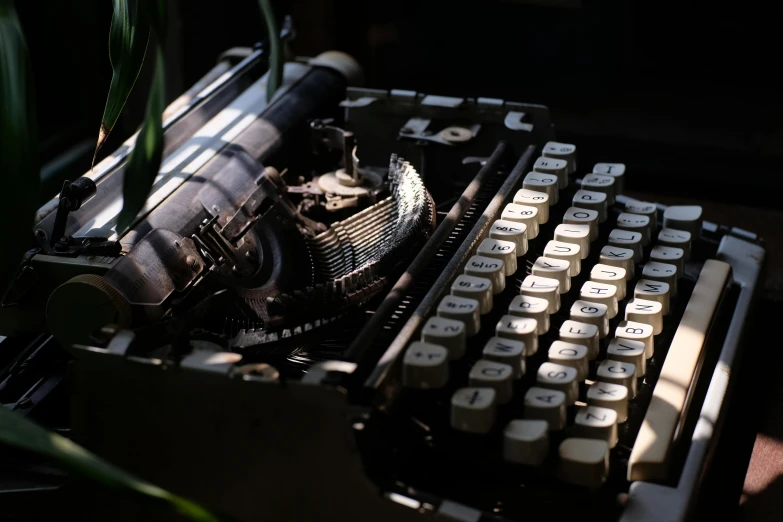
628,259 -> 732,482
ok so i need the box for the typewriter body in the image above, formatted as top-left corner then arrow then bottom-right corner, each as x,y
0,49 -> 766,522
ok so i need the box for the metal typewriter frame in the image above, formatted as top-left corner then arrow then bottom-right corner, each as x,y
55,75 -> 765,521
66,189 -> 765,522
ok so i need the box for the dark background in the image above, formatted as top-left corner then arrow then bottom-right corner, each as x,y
10,2 -> 783,519
17,0 -> 783,204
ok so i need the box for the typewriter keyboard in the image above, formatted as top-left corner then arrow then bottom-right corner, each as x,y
392,142 -> 734,513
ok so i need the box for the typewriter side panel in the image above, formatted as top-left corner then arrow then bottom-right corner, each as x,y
621,233 -> 765,522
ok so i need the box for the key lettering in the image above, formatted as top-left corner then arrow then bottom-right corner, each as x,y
625,327 -> 644,334
597,387 -> 617,396
481,367 -> 506,377
537,394 -> 556,403
581,306 -> 599,314
494,342 -> 515,353
573,211 -> 590,218
607,365 -> 627,374
548,371 -> 567,379
553,245 -> 571,253
590,287 -> 608,295
600,270 -> 617,277
616,342 -> 636,351
559,348 -> 578,356
585,412 -> 607,422
634,303 -> 654,311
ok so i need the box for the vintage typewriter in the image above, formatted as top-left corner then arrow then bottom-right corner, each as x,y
0,48 -> 766,522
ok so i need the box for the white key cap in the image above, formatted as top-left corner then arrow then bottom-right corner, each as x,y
437,295 -> 480,336
537,362 -> 579,404
421,316 -> 466,359
581,173 -> 616,205
514,189 -> 550,223
504,420 -> 549,466
544,240 -> 581,276
451,387 -> 496,434
615,320 -> 655,359
403,342 -> 450,389
559,438 -> 610,488
560,320 -> 599,360
523,172 -> 559,204
658,228 -> 692,261
554,224 -> 591,259
590,264 -> 627,300
635,279 -> 671,315
477,238 -> 517,276
593,162 -> 625,192
532,257 -> 571,294
625,298 -> 664,335
607,338 -> 646,377
625,199 -> 658,229
650,245 -> 684,274
465,255 -> 505,294
580,281 -> 618,319
617,212 -> 652,245
575,406 -> 618,448
608,228 -> 643,261
570,300 -> 609,339
564,207 -> 599,241
642,261 -> 678,296
534,156 -> 568,189
501,203 -> 540,239
587,382 -> 629,423
573,189 -> 608,223
483,337 -> 526,377
489,220 -> 528,256
597,360 -> 637,398
542,141 -> 577,176
451,274 -> 493,314
520,275 -> 561,314
599,245 -> 635,278
548,340 -> 589,380
508,294 -> 550,334
524,387 -> 567,431
469,360 -> 514,404
663,205 -> 702,236
496,315 -> 538,355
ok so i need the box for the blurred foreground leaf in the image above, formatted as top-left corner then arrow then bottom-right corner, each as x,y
0,3 -> 40,297
0,407 -> 221,521
115,46 -> 165,233
94,0 -> 150,165
258,0 -> 282,100
115,0 -> 167,234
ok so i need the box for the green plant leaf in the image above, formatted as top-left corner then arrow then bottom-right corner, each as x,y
258,0 -> 282,100
94,0 -> 150,165
0,3 -> 40,297
141,0 -> 168,43
115,45 -> 165,234
0,407 -> 221,521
